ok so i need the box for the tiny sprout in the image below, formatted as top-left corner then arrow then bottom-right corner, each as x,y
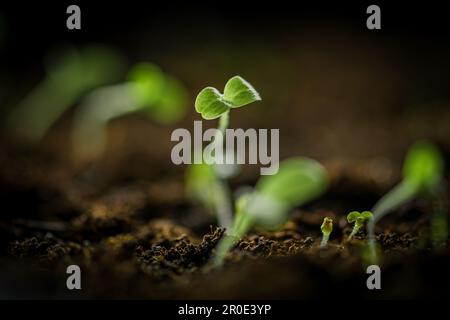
346,211 -> 373,240
213,157 -> 329,266
367,140 -> 444,262
320,217 -> 333,247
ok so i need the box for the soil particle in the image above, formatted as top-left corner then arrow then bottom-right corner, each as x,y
9,234 -> 84,264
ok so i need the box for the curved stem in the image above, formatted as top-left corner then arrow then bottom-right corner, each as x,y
348,225 -> 360,241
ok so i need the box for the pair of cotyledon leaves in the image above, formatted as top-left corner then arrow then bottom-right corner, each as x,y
347,211 -> 373,225
195,76 -> 262,120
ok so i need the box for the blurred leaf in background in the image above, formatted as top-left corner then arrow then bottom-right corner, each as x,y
214,157 -> 329,266
185,160 -> 233,228
247,157 -> 329,228
6,45 -> 126,144
71,62 -> 189,162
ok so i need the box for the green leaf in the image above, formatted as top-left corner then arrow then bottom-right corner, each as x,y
223,76 -> 261,108
128,63 -> 189,124
195,87 -> 232,120
347,211 -> 360,223
194,76 -> 261,120
147,76 -> 188,124
403,140 -> 444,191
243,191 -> 288,229
242,157 -> 328,229
127,62 -> 165,107
360,211 -> 373,220
256,157 -> 329,209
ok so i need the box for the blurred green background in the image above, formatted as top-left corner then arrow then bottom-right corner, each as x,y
1,2 -> 450,182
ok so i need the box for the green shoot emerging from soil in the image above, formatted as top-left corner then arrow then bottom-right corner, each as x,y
320,217 -> 333,247
188,76 -> 262,229
367,140 -> 444,262
346,211 -> 373,241
213,157 -> 329,266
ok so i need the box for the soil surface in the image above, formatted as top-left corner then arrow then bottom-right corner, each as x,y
1,142 -> 449,299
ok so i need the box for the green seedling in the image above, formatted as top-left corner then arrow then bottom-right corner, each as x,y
187,76 -> 262,229
214,157 -> 329,266
320,217 -> 333,247
7,46 -> 125,144
346,211 -> 373,241
71,62 -> 188,161
367,140 -> 444,262
195,75 -> 261,162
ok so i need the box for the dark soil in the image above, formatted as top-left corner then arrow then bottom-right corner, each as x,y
1,144 -> 449,299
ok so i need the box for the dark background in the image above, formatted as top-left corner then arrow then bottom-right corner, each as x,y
2,1 -> 450,75
2,1 -> 450,168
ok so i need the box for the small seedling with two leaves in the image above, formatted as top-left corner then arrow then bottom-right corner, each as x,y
190,76 -> 329,265
213,157 -> 329,266
194,75 -> 262,173
367,140 -> 445,262
187,76 -> 262,229
346,211 -> 373,241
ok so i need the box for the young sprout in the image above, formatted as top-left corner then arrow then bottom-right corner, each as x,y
195,75 -> 261,159
71,62 -> 188,162
320,217 -> 333,247
214,157 -> 329,266
7,46 -> 125,144
346,211 -> 373,241
367,140 -> 444,262
187,76 -> 262,229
